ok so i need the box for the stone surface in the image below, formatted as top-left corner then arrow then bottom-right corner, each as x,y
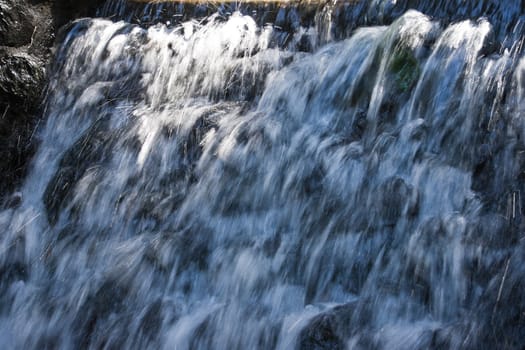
0,0 -> 103,201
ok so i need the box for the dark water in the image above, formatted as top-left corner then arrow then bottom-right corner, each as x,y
1,1 -> 524,349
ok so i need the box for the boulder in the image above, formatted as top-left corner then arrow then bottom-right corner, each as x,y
0,0 -> 103,201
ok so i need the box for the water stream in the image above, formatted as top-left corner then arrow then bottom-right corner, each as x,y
1,1 -> 524,349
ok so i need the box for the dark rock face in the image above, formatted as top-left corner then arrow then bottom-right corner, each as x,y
0,52 -> 44,198
0,0 -> 103,201
298,303 -> 356,350
0,0 -> 35,47
52,0 -> 106,27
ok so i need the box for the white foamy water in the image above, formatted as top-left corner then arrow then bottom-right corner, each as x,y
1,5 -> 524,350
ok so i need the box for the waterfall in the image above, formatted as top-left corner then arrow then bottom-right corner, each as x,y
1,1 -> 524,349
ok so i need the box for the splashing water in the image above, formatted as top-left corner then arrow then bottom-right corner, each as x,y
1,2 -> 525,349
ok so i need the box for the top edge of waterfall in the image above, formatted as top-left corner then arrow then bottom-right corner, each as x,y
100,0 -> 525,50
127,0 -> 357,4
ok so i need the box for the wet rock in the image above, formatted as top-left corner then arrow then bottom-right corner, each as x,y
374,176 -> 415,226
296,32 -> 314,52
0,234 -> 27,303
0,0 -> 104,199
303,165 -> 325,196
299,313 -> 343,350
44,119 -> 113,224
182,114 -> 217,166
52,0 -> 105,28
478,22 -> 499,58
3,191 -> 22,208
0,54 -> 44,102
474,243 -> 525,349
388,46 -> 420,93
74,280 -> 128,347
298,303 -> 357,350
0,51 -> 44,197
348,110 -> 367,141
0,0 -> 34,47
139,299 -> 163,340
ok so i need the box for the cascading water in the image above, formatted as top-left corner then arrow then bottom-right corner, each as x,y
1,0 -> 525,349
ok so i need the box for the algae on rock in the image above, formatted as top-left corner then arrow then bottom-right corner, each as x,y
389,46 -> 420,92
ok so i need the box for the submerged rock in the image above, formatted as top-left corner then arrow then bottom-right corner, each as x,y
389,47 -> 420,92
298,303 -> 356,350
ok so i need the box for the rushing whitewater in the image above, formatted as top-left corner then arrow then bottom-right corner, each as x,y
0,3 -> 524,349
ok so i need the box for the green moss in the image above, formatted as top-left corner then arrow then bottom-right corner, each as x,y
389,47 -> 420,92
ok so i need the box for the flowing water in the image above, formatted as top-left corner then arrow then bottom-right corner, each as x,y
1,0 -> 525,349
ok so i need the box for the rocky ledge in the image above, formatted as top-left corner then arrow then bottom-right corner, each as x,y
0,0 -> 104,201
